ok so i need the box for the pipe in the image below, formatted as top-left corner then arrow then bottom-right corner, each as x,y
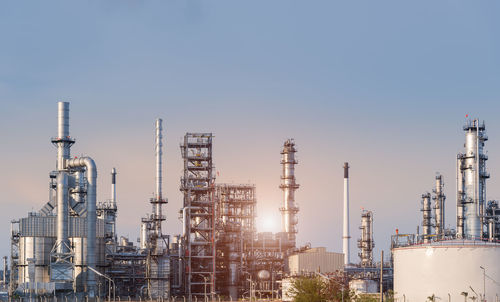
182,207 -> 188,237
56,172 -> 69,255
457,155 -> 464,238
379,250 -> 384,302
343,162 -> 350,266
66,156 -> 97,298
3,256 -> 7,284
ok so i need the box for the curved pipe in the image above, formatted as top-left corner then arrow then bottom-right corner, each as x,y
66,156 -> 97,297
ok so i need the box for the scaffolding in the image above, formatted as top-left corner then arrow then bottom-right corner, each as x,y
180,133 -> 216,301
248,232 -> 285,299
215,184 -> 256,300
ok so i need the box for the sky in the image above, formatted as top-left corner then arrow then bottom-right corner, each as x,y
0,1 -> 500,262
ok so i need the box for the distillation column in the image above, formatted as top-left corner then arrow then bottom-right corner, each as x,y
458,119 -> 489,239
358,210 -> 374,267
421,193 -> 432,242
279,139 -> 299,248
433,174 -> 445,238
343,162 -> 350,266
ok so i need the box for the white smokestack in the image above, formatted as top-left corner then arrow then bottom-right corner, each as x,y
111,168 -> 117,206
343,162 -> 350,266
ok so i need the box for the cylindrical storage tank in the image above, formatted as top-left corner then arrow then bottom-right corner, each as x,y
71,237 -> 86,291
349,279 -> 378,295
394,241 -> 500,302
18,236 -> 55,284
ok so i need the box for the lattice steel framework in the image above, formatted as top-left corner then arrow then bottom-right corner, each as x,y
180,133 -> 215,301
215,184 -> 256,300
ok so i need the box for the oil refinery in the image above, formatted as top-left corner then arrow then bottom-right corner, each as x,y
4,102 -> 500,302
4,102 -> 337,301
392,119 -> 500,302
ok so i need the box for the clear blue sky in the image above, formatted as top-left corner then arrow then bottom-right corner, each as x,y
1,1 -> 500,261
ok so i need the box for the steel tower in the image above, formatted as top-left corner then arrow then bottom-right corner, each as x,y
279,139 -> 299,248
180,133 -> 216,301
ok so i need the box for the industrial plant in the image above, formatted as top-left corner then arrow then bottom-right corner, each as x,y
5,102 -> 500,302
392,119 -> 500,301
6,102 -> 347,301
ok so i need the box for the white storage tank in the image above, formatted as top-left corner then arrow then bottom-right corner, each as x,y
349,279 -> 378,295
393,240 -> 500,302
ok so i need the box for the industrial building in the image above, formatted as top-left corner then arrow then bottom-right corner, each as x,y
392,119 -> 500,302
287,247 -> 343,275
8,102 -> 343,301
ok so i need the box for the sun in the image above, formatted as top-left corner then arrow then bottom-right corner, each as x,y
258,213 -> 279,232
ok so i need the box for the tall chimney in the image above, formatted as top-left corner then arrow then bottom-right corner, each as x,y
56,102 -> 71,170
154,118 -> 163,237
111,168 -> 117,206
343,162 -> 350,266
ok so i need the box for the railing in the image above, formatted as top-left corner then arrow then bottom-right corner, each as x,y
391,233 -> 500,249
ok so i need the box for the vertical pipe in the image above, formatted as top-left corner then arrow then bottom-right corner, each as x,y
477,121 -> 481,239
343,162 -> 350,266
178,235 -> 182,289
155,119 -> 163,237
56,172 -> 69,255
457,156 -> 464,238
182,207 -> 188,237
3,256 -> 7,284
380,250 -> 384,302
67,157 -> 97,298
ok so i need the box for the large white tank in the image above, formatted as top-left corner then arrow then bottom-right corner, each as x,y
394,240 -> 500,302
349,279 -> 378,295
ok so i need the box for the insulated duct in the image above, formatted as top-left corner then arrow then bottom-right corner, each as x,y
66,157 -> 97,297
